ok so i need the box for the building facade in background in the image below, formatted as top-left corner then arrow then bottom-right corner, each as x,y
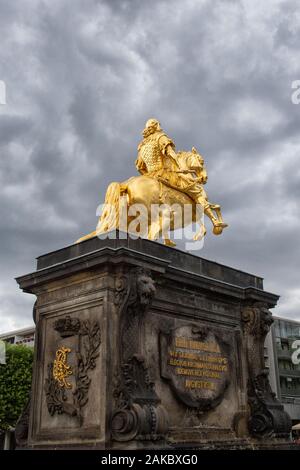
271,316 -> 300,424
0,326 -> 35,348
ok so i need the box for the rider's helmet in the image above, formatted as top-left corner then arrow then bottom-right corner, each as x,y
145,118 -> 160,129
143,118 -> 161,137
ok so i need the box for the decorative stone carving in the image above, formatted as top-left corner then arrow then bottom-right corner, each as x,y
112,268 -> 169,442
114,275 -> 129,307
45,362 -> 77,417
119,355 -> 159,405
242,302 -> 291,438
160,325 -> 230,410
116,267 -> 156,362
54,315 -> 81,337
44,317 -> 101,425
112,355 -> 168,441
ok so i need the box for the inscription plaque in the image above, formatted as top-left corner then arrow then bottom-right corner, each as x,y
160,325 -> 230,410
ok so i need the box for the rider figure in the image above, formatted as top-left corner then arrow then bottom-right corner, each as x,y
135,118 -> 220,227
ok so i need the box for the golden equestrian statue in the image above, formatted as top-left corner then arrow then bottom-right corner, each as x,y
77,119 -> 227,246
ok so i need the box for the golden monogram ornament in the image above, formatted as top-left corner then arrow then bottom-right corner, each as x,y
53,346 -> 73,389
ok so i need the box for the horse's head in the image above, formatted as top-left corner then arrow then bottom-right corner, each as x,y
176,147 -> 208,183
189,147 -> 207,184
190,147 -> 204,166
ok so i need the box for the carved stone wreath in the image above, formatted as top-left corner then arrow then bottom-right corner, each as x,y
44,316 -> 101,425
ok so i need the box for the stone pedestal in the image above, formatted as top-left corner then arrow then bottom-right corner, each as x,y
15,234 -> 292,449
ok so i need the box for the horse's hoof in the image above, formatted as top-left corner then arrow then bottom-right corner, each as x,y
164,239 -> 177,247
213,226 -> 223,235
212,222 -> 228,235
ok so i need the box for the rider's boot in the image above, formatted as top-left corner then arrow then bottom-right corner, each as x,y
204,205 -> 219,227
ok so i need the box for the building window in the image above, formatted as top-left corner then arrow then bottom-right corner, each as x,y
4,337 -> 15,344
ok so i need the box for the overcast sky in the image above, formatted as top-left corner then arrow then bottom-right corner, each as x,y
0,0 -> 300,334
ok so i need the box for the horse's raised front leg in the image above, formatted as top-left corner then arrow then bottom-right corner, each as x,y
206,203 -> 228,235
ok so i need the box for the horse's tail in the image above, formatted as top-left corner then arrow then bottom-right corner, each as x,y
97,182 -> 127,234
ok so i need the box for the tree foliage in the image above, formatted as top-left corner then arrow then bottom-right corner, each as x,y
0,344 -> 33,430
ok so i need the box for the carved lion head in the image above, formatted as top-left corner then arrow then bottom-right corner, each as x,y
136,271 -> 156,306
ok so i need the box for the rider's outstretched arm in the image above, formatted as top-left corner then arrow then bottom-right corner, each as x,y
165,144 -> 180,169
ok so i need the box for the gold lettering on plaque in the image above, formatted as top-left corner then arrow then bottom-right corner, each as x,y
175,337 -> 221,353
168,335 -> 228,390
185,379 -> 217,390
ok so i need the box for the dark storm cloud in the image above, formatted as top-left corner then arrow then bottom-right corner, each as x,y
0,0 -> 300,332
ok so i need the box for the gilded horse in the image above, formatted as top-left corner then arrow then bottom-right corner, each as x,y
77,149 -> 227,246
